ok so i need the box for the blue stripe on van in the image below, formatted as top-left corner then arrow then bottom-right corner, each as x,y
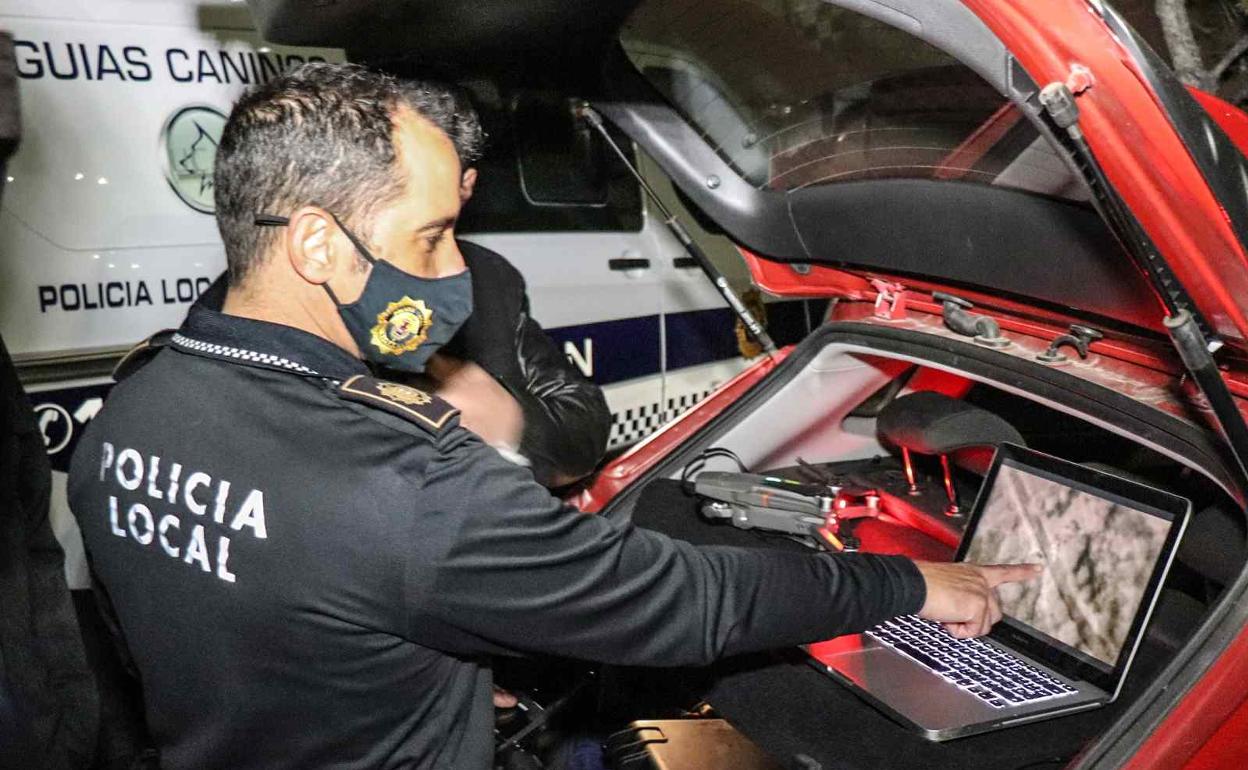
545,299 -> 825,386
33,301 -> 824,470
663,299 -> 822,372
544,314 -> 661,386
664,307 -> 739,372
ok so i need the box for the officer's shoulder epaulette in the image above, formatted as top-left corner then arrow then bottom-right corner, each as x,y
112,329 -> 176,382
336,374 -> 460,436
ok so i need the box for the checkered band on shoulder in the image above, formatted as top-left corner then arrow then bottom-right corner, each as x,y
171,333 -> 320,376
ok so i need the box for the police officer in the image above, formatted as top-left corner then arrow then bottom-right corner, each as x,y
68,63 -> 1038,770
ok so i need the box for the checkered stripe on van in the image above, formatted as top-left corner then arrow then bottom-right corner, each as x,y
666,389 -> 714,416
607,387 -> 717,448
609,402 -> 667,448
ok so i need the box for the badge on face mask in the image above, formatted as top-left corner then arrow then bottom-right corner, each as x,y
372,296 -> 434,357
334,257 -> 472,373
255,212 -> 473,374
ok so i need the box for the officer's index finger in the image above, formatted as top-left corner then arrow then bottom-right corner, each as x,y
980,563 -> 1043,588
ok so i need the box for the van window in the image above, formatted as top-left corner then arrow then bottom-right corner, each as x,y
621,0 -> 1087,200
516,94 -> 610,206
457,87 -> 643,234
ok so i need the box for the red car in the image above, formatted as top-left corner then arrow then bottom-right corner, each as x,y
253,0 -> 1248,767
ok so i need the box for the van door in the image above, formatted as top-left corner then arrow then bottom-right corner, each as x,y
0,0 -> 343,587
460,87 -> 822,449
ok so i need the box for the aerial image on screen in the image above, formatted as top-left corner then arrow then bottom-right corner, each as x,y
964,463 -> 1170,665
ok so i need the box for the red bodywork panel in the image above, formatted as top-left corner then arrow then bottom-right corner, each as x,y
1135,623 -> 1248,770
1189,88 -> 1248,158
753,2 -> 1248,755
571,350 -> 788,513
743,248 -> 1248,425
958,1 -> 1248,350
830,302 -> 1194,418
740,248 -> 1171,338
583,2 -> 1248,763
1180,660 -> 1248,770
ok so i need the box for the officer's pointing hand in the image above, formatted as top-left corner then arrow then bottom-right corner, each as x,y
913,561 -> 1043,639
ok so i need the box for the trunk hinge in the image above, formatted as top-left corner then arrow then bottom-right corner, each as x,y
870,279 -> 909,320
1066,64 -> 1095,95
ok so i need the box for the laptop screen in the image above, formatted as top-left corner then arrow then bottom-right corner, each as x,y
958,446 -> 1189,689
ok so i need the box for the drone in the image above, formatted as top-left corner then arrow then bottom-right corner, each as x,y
692,469 -> 884,552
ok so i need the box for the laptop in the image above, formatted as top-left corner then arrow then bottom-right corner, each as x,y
808,443 -> 1190,741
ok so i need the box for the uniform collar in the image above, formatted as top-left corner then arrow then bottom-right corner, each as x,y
172,306 -> 369,382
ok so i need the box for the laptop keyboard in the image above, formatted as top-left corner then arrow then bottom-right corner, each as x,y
867,615 -> 1079,709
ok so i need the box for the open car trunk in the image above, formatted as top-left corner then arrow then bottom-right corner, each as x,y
590,321 -> 1245,768
245,0 -> 1248,764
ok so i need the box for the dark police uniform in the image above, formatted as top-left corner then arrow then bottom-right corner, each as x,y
68,306 -> 926,770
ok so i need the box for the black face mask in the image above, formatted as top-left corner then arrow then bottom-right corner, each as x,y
255,212 -> 473,373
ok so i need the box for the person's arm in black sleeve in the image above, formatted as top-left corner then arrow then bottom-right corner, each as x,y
511,293 -> 611,486
445,241 -> 611,487
405,432 -> 925,666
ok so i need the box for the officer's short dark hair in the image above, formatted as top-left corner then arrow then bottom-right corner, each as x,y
214,62 -> 484,283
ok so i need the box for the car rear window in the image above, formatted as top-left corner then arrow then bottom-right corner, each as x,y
621,0 -> 1088,201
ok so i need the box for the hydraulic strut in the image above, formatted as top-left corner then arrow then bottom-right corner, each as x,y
578,104 -> 778,358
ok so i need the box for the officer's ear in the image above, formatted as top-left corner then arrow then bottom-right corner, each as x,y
459,167 -> 478,203
285,207 -> 338,286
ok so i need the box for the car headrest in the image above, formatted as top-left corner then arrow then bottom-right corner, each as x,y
876,391 -> 1024,457
1178,505 -> 1246,586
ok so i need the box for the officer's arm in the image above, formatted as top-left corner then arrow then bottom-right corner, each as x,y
406,434 -> 925,666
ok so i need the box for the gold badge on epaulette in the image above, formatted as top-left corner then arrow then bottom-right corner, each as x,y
338,375 -> 459,434
377,382 -> 433,406
371,297 -> 433,356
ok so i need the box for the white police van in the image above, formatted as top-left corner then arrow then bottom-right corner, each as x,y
0,0 -> 822,584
